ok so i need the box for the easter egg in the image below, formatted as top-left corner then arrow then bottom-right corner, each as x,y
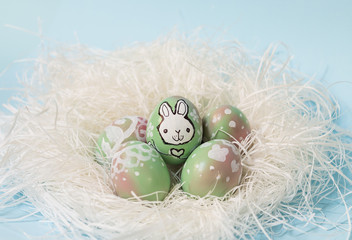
146,96 -> 203,165
181,139 -> 242,197
95,116 -> 147,167
111,141 -> 171,201
203,105 -> 251,145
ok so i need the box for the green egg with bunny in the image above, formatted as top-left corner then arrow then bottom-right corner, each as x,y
146,96 -> 203,165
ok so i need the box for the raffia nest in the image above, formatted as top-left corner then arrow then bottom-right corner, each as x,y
0,35 -> 351,239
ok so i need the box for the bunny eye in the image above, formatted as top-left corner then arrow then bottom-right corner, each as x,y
163,129 -> 168,133
186,128 -> 190,133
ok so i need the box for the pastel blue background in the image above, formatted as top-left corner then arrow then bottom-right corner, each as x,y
0,0 -> 351,239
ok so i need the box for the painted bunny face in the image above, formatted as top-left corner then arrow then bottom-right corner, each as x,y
157,99 -> 195,145
147,96 -> 202,165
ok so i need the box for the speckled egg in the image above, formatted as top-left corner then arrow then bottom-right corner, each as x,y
181,139 -> 242,197
146,96 -> 202,165
95,116 -> 147,167
111,141 -> 171,201
203,105 -> 251,145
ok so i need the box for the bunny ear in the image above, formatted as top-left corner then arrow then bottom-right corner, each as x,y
159,102 -> 172,118
175,99 -> 188,117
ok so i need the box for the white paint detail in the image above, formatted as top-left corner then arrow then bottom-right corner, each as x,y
147,122 -> 154,138
231,160 -> 240,172
189,108 -> 200,123
229,121 -> 236,128
103,117 -> 143,157
212,114 -> 221,123
200,142 -> 212,148
208,144 -> 229,162
224,108 -> 232,115
113,118 -> 126,125
111,143 -> 159,174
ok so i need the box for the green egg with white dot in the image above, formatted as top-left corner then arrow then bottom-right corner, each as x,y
111,141 -> 170,201
181,139 -> 242,197
203,105 -> 251,145
146,96 -> 203,165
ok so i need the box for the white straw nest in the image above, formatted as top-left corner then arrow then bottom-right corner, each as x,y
0,36 -> 352,239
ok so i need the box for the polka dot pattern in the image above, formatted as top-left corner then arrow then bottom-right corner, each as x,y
203,105 -> 251,146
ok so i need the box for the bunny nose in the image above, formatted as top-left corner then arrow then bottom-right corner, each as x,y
172,130 -> 184,142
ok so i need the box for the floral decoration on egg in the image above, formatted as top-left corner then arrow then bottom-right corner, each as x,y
147,96 -> 203,165
203,105 -> 251,145
181,139 -> 242,197
111,141 -> 170,201
95,116 -> 147,167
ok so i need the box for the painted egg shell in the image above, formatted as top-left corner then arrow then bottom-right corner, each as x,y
111,141 -> 171,201
95,116 -> 147,167
181,139 -> 242,197
203,105 -> 251,145
146,96 -> 202,165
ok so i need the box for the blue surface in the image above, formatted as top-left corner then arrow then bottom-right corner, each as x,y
1,0 -> 351,239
